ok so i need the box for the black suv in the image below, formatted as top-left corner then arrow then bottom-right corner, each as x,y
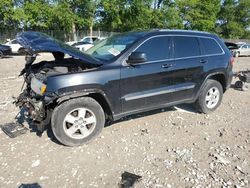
15,30 -> 233,146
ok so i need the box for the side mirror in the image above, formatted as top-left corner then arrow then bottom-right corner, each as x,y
127,52 -> 147,65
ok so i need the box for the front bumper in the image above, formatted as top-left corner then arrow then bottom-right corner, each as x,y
15,91 -> 46,122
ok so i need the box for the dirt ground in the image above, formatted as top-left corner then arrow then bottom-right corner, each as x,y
0,55 -> 249,188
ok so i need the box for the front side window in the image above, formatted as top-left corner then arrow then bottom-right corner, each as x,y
174,36 -> 200,58
135,36 -> 171,62
200,38 -> 223,55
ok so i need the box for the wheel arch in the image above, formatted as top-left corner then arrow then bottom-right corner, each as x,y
55,91 -> 114,122
208,73 -> 227,92
194,72 -> 227,101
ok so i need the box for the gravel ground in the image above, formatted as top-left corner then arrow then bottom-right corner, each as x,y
0,55 -> 249,188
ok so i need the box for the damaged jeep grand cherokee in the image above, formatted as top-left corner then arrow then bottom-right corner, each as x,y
15,31 -> 233,146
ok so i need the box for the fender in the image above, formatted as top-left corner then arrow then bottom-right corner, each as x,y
55,88 -> 114,120
56,88 -> 110,105
194,71 -> 227,100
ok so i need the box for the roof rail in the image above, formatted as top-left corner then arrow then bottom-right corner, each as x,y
154,29 -> 210,34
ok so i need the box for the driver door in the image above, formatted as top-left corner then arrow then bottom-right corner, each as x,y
120,36 -> 175,113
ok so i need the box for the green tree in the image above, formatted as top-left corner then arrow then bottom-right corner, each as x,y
159,0 -> 184,29
99,0 -> 161,32
17,0 -> 53,30
177,0 -> 221,32
0,0 -> 16,31
217,0 -> 250,39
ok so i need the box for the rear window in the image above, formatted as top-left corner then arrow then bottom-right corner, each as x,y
174,36 -> 200,58
200,38 -> 223,55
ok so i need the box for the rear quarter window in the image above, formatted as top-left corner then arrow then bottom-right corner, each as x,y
200,38 -> 223,55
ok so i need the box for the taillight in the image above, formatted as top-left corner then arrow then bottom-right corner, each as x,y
230,56 -> 235,66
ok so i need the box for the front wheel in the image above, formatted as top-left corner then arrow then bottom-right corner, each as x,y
51,97 -> 105,146
195,79 -> 223,114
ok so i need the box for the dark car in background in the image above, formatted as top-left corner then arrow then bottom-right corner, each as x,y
14,30 -> 233,146
0,44 -> 11,58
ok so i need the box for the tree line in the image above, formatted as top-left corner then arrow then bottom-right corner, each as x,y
0,0 -> 249,39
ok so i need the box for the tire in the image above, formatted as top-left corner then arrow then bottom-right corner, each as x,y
235,52 -> 240,58
195,79 -> 223,114
51,97 -> 105,146
235,81 -> 243,88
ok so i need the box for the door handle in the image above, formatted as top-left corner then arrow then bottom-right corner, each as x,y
200,59 -> 208,64
161,64 -> 173,69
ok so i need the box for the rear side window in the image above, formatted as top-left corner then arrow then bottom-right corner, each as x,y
135,36 -> 170,62
200,38 -> 223,55
174,36 -> 200,58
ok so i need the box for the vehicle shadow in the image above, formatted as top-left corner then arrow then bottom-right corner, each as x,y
106,103 -> 197,127
16,108 -> 63,145
16,108 -> 41,135
0,56 -> 13,59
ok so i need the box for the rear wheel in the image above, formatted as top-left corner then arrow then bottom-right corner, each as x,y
195,79 -> 223,113
51,97 -> 105,146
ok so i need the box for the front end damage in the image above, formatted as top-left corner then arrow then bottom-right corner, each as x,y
12,31 -> 101,133
14,53 -> 99,132
14,66 -> 56,132
14,89 -> 49,132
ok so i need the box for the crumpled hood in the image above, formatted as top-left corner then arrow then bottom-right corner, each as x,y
16,31 -> 100,65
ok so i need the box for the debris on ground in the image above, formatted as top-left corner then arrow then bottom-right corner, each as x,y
119,171 -> 142,188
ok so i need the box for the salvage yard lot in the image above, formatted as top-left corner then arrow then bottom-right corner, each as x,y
0,55 -> 250,187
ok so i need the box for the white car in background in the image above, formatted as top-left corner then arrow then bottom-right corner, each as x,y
81,36 -> 101,43
66,36 -> 104,46
5,39 -> 25,54
235,43 -> 250,57
72,41 -> 94,51
72,37 -> 105,52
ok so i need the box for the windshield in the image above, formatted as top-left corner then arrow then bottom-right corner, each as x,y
85,34 -> 143,62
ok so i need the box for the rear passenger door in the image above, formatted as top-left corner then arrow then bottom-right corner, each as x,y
172,36 -> 205,101
199,37 -> 225,75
